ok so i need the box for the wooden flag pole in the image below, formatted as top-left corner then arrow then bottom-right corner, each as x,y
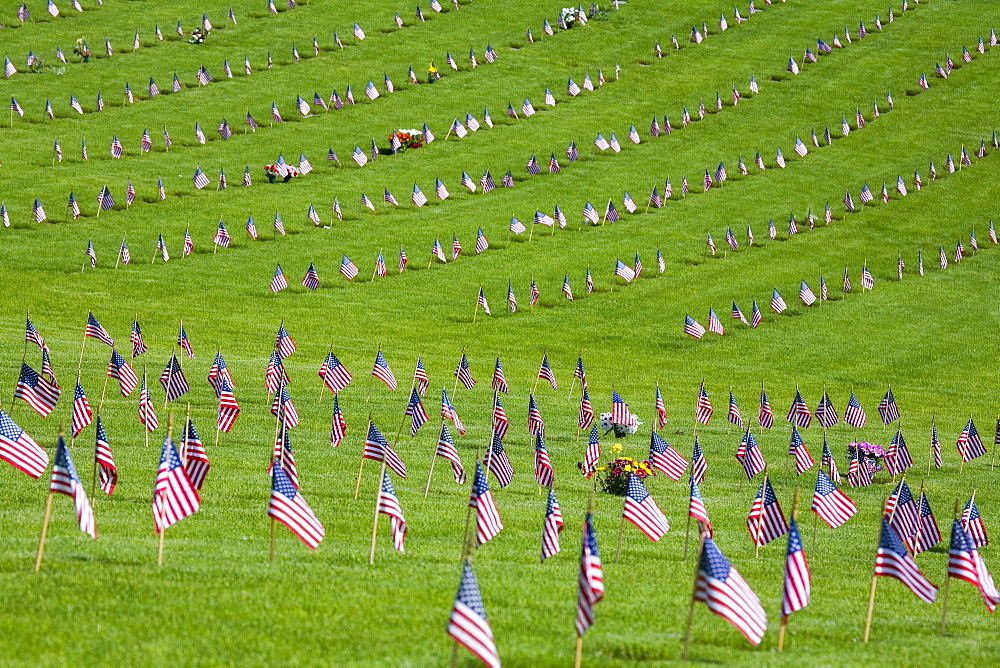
142,367 -> 149,449
97,353 -> 112,414
353,416 -> 373,500
682,501 -> 693,561
940,498 -> 962,634
114,234 -> 125,269
959,413 -> 971,474
270,408 -> 288,563
371,247 -> 383,280
317,343 -> 334,403
777,488 -> 802,651
368,459 -> 389,565
157,413 -> 175,567
811,503 -> 821,555
472,291 -> 481,324
452,347 -> 464,399
76,318 -> 90,381
9,309 -> 33,413
364,345 -> 380,404
574,490 -> 597,668
531,349 -> 545,395
754,470 -> 768,558
681,531 -> 707,661
34,425 -> 62,573
424,419 -> 446,498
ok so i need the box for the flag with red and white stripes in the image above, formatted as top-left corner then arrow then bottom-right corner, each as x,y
152,436 -> 200,534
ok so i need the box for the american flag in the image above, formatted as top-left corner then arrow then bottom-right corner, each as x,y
780,520 -> 810,618
582,202 -> 599,224
907,492 -> 942,555
758,387 -> 773,428
491,358 -> 508,394
15,363 -> 59,417
821,439 -> 840,482
137,372 -> 158,431
85,313 -> 114,347
70,382 -> 94,437
274,325 -> 296,359
377,470 -> 407,553
747,476 -> 788,546
270,387 -> 300,429
0,409 -> 47,478
455,353 -> 476,389
435,423 -> 466,484
649,433 -> 688,480
695,382 -> 713,424
477,288 -> 491,315
578,423 -> 601,477
844,392 -> 866,427
947,519 -> 999,612
49,436 -> 96,538
470,463 -> 503,544
885,480 -> 921,542
885,430 -> 912,476
483,434 -> 514,488
706,308 -> 723,336
159,353 -> 190,402
957,418 -> 986,462
526,393 -> 545,436
216,379 -> 240,433
695,536 -> 767,645
815,392 -> 837,428
329,395 -> 346,447
180,420 -> 210,490
363,422 -> 406,477
727,391 -> 743,427
398,248 -> 408,273
574,510 -> 606,638
152,436 -> 200,534
687,478 -> 714,536
624,474 -> 670,541
811,470 -> 856,528
474,227 -> 489,254
874,516 -> 938,603
610,390 -> 635,426
567,141 -> 579,162
536,354 -> 557,389
270,265 -> 288,292
340,255 -> 359,280
878,388 -> 899,424
491,394 -> 509,440
441,389 -> 465,435
652,385 -> 667,429
269,463 -> 324,549
108,349 -> 138,396
737,430 -> 766,480
790,427 -> 815,475
448,561 -> 500,668
534,434 -> 554,487
93,417 -> 117,495
962,496 -> 989,548
177,325 -> 194,358
786,390 -> 811,428
538,487 -> 564,562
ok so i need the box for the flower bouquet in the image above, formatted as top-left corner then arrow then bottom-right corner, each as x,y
847,441 -> 885,474
389,129 -> 425,152
559,7 -> 578,28
596,445 -> 655,496
264,164 -> 300,183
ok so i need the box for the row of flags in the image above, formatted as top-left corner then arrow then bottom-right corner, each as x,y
687,228 -> 997,338
3,0 -> 95,30
650,0 -> 786,57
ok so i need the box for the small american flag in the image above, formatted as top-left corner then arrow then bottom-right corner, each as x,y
448,561 -> 500,668
685,315 -> 705,339
908,492 -> 942,555
270,265 -> 288,292
85,313 -> 114,347
962,496 -> 989,548
540,487 -> 563,561
108,349 -> 138,396
575,511 -> 605,637
441,389 -> 465,435
159,355 -> 189,402
811,469 -> 856,528
377,470 -> 407,552
340,255 -> 359,280
790,427 -> 815,475
434,423 -> 466,484
946,519 -> 999,612
737,430 -> 766,480
534,434 -> 554,487
579,389 -> 594,431
269,464 -> 324,549
649,433 -> 688,480
624,474 -> 670,541
781,520 -> 811,617
878,388 -> 899,424
491,395 -> 509,440
319,352 -> 352,393
152,436 -> 200,534
0,410 -> 47,478
747,476 -> 789,546
527,394 -> 545,436
786,390 -> 811,428
957,418 -> 986,463
94,417 -> 117,495
815,392 -> 837,428
874,516 -> 938,603
49,436 -> 96,538
372,350 -> 397,390
454,353 -> 476,389
362,422 -> 406,477
695,382 -> 713,424
470,463 -> 503,544
329,395 -> 346,447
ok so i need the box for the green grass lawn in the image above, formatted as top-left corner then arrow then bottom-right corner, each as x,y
1,0 -> 999,664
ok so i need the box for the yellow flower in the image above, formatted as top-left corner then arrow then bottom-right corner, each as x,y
597,466 -> 607,472
612,444 -> 624,454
